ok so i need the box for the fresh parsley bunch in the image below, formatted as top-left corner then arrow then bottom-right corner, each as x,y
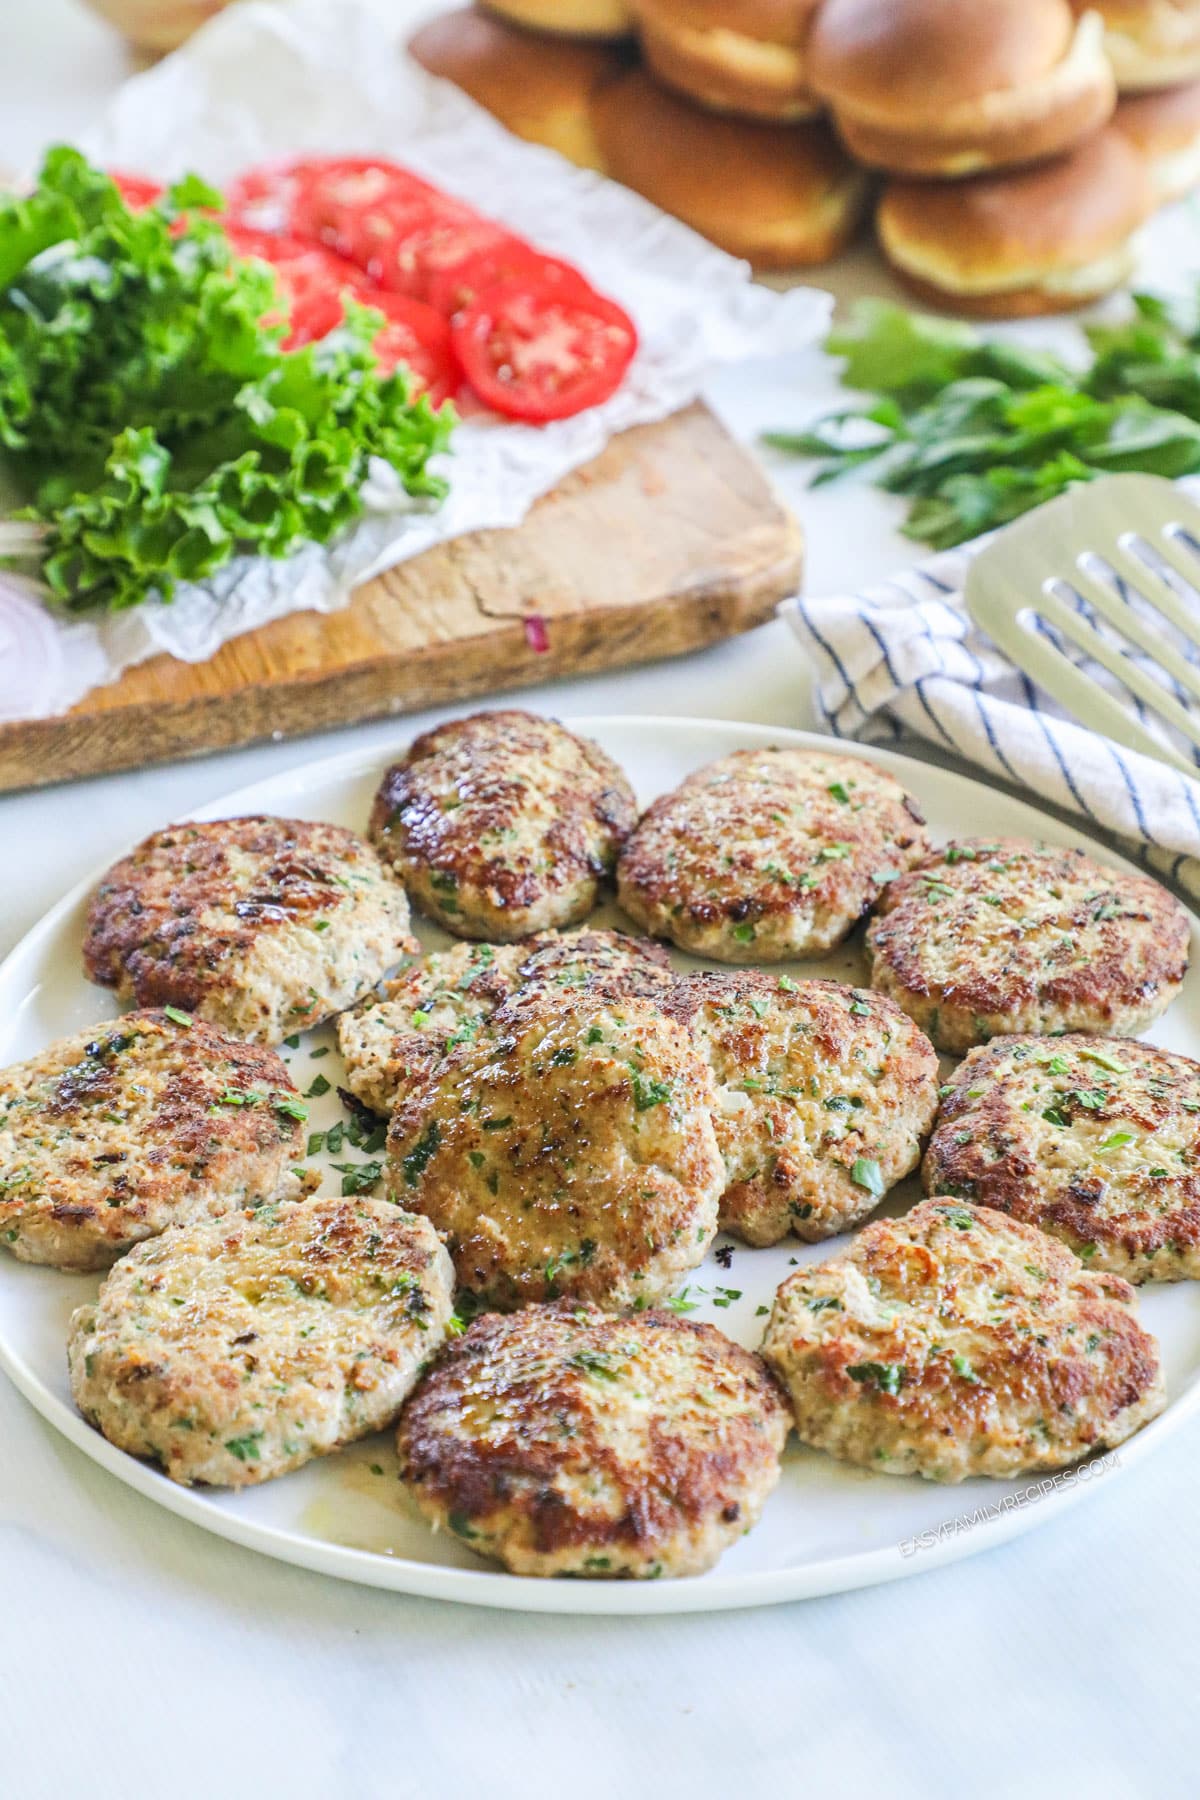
0,147 -> 452,613
766,297 -> 1200,550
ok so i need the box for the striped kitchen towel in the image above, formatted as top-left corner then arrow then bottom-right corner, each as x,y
781,530 -> 1200,902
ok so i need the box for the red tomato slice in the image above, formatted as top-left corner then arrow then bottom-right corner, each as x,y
224,160 -> 313,232
330,200 -> 511,303
451,277 -> 638,422
110,172 -> 164,210
225,226 -> 365,347
292,158 -> 442,252
426,239 -> 592,319
369,293 -> 458,406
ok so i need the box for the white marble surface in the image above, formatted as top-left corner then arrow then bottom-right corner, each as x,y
3,6 -> 1200,1796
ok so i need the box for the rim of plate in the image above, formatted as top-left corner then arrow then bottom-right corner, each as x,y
2,713 -> 1197,1616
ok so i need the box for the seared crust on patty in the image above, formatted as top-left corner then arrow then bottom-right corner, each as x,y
617,748 -> 929,962
867,838 -> 1190,1052
339,940 -> 521,1117
83,815 -> 416,1045
338,927 -> 675,1116
68,1196 -> 454,1487
761,1197 -> 1166,1481
369,711 -> 637,940
0,1010 -> 307,1270
398,1302 -> 790,1577
671,971 -> 939,1245
926,1034 -> 1200,1283
386,989 -> 723,1309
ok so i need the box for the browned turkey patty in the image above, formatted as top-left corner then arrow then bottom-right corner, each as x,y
369,710 -> 637,939
926,1034 -> 1200,1282
617,748 -> 929,961
397,1302 -> 790,1578
337,927 -> 674,1115
0,1009 -> 307,1270
386,988 -> 723,1309
83,815 -> 416,1044
762,1198 -> 1166,1482
671,970 -> 939,1245
867,837 -> 1190,1052
69,1196 -> 454,1487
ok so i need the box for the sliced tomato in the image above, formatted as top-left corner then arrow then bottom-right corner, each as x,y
224,160 -> 314,233
331,200 -> 512,303
451,277 -> 638,422
110,171 -> 164,210
426,239 -> 592,319
369,293 -> 458,406
225,226 -> 365,348
291,158 -> 442,252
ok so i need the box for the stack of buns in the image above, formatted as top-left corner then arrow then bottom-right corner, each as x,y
409,0 -> 1200,315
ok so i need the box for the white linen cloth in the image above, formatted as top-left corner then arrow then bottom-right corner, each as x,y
0,0 -> 829,724
782,502 -> 1200,900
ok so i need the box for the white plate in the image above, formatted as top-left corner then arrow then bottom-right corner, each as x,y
3,716 -> 1200,1616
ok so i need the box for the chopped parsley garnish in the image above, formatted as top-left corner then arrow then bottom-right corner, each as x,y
305,1074 -> 331,1098
631,1070 -> 672,1111
847,1361 -> 903,1396
934,1204 -> 975,1229
666,1289 -> 700,1314
850,1157 -> 884,1197
732,922 -> 757,944
272,1095 -> 309,1122
401,1121 -> 441,1186
331,1160 -> 383,1196
163,1006 -> 193,1027
225,1432 -> 263,1463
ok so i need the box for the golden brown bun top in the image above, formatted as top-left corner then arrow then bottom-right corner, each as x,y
592,67 -> 857,211
881,128 -> 1153,274
409,7 -> 626,110
810,0 -> 1076,109
1073,0 -> 1200,23
634,0 -> 823,47
1115,77 -> 1200,150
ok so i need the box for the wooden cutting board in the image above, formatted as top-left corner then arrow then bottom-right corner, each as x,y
0,402 -> 802,792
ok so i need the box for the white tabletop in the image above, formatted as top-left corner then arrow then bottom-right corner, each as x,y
4,7 -> 1199,1797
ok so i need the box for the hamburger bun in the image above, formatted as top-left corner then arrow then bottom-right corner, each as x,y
1114,79 -> 1200,197
480,0 -> 634,38
1074,1 -> 1200,92
634,0 -> 823,121
410,9 -> 627,169
810,0 -> 1117,176
592,68 -> 870,266
877,128 -> 1155,316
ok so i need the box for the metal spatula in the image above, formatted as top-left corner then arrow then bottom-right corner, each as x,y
964,473 -> 1200,779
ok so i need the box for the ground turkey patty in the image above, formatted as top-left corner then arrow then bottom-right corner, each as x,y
397,1303 -> 790,1578
0,1010 -> 307,1270
83,815 -> 416,1045
867,837 -> 1190,1053
617,748 -> 929,962
927,1034 -> 1200,1283
761,1198 -> 1165,1483
337,927 -> 675,1115
672,971 -> 939,1245
68,1196 -> 454,1487
369,711 -> 637,939
386,989 -> 723,1309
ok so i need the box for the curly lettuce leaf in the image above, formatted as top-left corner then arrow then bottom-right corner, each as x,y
0,146 -> 452,612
